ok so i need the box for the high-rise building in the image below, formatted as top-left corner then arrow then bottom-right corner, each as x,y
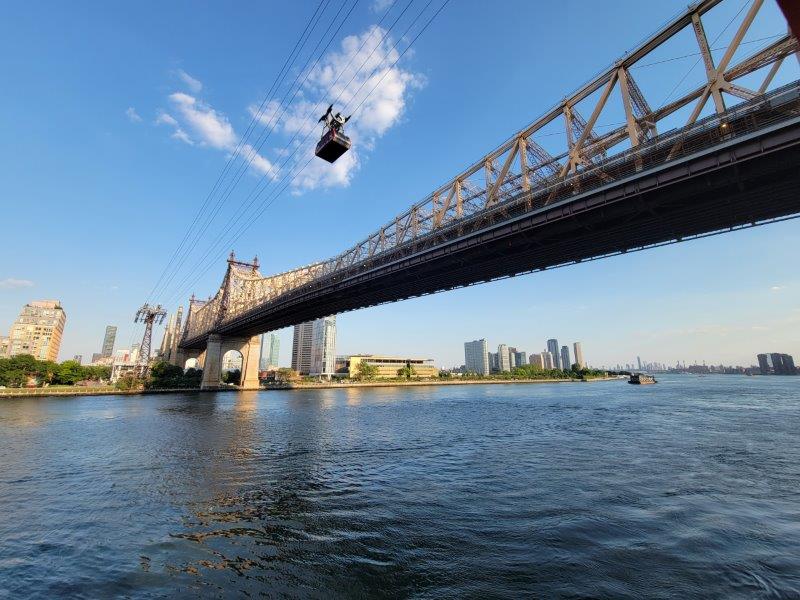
757,353 -> 771,375
291,321 -> 314,374
767,352 -> 797,375
573,342 -> 585,369
547,339 -> 560,369
292,316 -> 336,375
310,316 -> 336,376
464,339 -> 489,375
6,300 -> 66,362
543,351 -> 555,369
561,345 -> 571,371
488,352 -> 499,372
637,356 -> 642,370
101,325 -> 117,358
498,344 -> 511,372
529,353 -> 545,369
260,333 -> 280,370
514,351 -> 527,367
157,306 -> 184,361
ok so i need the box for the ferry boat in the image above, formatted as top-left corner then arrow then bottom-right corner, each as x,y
628,373 -> 657,385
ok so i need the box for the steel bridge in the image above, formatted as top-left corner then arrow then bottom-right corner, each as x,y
174,0 -> 800,388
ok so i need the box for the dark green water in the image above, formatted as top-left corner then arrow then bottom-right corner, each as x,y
1,375 -> 799,598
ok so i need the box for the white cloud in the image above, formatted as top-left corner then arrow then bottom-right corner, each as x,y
0,278 -> 34,289
770,285 -> 785,292
371,0 -> 394,12
177,69 -> 203,93
125,107 -> 142,122
251,24 -> 424,192
169,92 -> 236,150
156,94 -> 277,176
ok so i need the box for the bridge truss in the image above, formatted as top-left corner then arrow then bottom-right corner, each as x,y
180,0 -> 799,348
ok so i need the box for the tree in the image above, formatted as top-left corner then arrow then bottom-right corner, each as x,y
115,374 -> 141,391
276,368 -> 300,382
397,363 -> 417,379
55,360 -> 83,385
221,369 -> 241,385
354,361 -> 379,381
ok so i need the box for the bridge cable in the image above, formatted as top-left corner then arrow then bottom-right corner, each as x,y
152,0 -> 363,304
163,0 -> 450,311
160,0 -> 436,308
144,0 -> 331,304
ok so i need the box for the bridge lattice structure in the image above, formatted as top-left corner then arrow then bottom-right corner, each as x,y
180,0 -> 799,349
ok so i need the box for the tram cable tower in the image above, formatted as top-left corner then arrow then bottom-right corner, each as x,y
134,303 -> 166,375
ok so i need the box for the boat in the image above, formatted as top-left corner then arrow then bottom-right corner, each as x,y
629,373 -> 657,385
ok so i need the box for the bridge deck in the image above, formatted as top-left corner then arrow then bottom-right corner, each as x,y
182,84 -> 800,348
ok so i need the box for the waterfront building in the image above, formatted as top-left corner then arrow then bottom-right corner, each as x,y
543,351 -> 555,369
561,346 -> 571,371
498,344 -> 511,372
763,352 -> 797,375
292,316 -> 336,376
488,352 -> 499,372
514,351 -> 527,368
547,339 -> 560,369
345,355 -> 438,379
310,316 -> 337,376
291,321 -> 314,374
260,333 -> 280,370
637,356 -> 642,370
6,300 -> 66,362
73,354 -> 82,365
464,339 -> 489,375
101,325 -> 117,358
529,353 -> 545,369
574,342 -> 585,369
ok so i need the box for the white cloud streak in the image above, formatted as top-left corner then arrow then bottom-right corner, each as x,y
0,278 -> 34,289
125,107 -> 142,122
155,77 -> 277,177
177,69 -> 203,93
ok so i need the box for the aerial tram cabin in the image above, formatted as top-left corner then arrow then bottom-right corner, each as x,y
315,104 -> 352,163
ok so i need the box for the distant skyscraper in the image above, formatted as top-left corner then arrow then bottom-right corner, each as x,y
464,339 -> 489,375
488,352 -> 499,372
561,346 -> 571,370
292,321 -> 314,374
767,352 -> 797,375
6,300 -> 66,362
542,351 -> 555,369
101,325 -> 117,358
637,356 -> 642,370
293,316 -> 336,375
514,351 -> 527,367
573,342 -> 585,369
547,339 -> 560,369
260,333 -> 280,370
757,353 -> 771,375
498,344 -> 511,372
529,353 -> 545,369
310,316 -> 336,376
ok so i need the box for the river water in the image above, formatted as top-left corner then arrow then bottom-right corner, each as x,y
1,375 -> 799,598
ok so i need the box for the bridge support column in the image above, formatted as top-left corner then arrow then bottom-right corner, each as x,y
199,334 -> 261,390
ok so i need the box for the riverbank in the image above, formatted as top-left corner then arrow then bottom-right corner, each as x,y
0,377 -> 620,398
276,377 -> 620,390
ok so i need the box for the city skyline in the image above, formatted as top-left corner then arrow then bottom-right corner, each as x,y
0,1 -> 797,368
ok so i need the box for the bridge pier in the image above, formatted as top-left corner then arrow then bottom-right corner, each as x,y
200,334 -> 261,390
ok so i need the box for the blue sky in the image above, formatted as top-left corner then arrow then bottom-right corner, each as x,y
0,0 -> 797,368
